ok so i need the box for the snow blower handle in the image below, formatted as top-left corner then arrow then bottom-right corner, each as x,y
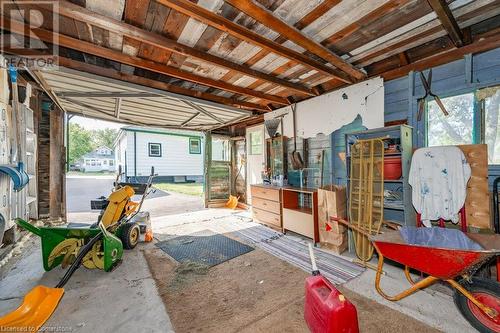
308,243 -> 320,276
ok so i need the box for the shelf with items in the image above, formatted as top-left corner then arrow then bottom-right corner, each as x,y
266,135 -> 288,180
345,125 -> 414,226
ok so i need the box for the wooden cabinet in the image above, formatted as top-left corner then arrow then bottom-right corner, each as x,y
282,187 -> 319,244
251,185 -> 282,230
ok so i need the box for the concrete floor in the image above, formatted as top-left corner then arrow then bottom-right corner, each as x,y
149,209 -> 476,333
0,198 -> 477,332
0,237 -> 173,332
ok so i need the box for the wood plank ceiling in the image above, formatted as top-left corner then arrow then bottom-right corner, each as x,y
3,0 -> 500,126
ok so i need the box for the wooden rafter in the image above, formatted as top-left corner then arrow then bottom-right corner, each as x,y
215,0 -> 342,96
294,0 -> 342,30
1,16 -> 288,105
427,0 -> 464,47
322,0 -> 411,47
49,1 -> 315,97
156,0 -> 355,84
379,27 -> 500,80
223,0 -> 366,81
56,57 -> 269,113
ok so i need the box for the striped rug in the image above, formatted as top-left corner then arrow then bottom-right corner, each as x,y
218,217 -> 365,285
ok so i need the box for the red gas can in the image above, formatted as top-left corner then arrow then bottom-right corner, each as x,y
304,275 -> 359,333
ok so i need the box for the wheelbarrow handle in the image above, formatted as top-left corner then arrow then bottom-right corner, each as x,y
15,218 -> 42,237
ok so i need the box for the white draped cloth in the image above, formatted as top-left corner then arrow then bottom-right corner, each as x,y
409,146 -> 471,227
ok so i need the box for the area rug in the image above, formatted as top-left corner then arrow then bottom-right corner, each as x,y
155,229 -> 254,267
217,218 -> 365,284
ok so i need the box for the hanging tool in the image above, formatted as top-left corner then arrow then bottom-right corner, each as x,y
417,69 -> 448,121
291,103 -> 304,170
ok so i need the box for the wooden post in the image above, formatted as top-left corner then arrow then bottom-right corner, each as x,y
49,105 -> 65,221
37,100 -> 51,218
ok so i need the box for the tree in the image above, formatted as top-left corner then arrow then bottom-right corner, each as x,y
92,128 -> 118,148
68,123 -> 93,164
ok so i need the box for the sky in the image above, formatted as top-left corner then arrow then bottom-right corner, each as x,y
70,115 -> 123,130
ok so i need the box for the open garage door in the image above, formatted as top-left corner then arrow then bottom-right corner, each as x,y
31,67 -> 254,131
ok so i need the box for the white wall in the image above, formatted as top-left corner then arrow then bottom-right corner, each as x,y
246,124 -> 265,204
264,77 -> 385,138
115,134 -> 127,174
126,131 -> 203,177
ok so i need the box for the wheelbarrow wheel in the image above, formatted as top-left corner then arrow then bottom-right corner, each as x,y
121,223 -> 140,250
454,277 -> 500,333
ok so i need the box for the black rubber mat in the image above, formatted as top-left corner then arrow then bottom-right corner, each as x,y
155,230 -> 254,267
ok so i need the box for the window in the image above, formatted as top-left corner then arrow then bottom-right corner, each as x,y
249,131 -> 263,155
482,87 -> 500,164
103,160 -> 108,165
427,93 -> 474,147
148,143 -> 162,157
212,137 -> 230,161
189,138 -> 201,154
109,160 -> 114,166
91,159 -> 96,166
426,87 -> 500,165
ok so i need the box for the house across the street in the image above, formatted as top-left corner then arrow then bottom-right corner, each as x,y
80,146 -> 116,173
114,126 -> 204,183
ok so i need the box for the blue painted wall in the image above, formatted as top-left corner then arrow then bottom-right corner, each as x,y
384,47 -> 500,189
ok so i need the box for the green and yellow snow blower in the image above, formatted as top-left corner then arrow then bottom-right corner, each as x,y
0,171 -> 155,332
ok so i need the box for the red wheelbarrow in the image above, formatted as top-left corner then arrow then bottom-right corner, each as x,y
371,228 -> 500,333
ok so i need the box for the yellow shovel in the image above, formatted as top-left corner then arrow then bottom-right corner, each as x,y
0,286 -> 64,332
0,230 -> 104,332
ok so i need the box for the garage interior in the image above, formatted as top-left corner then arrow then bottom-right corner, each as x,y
1,0 -> 500,332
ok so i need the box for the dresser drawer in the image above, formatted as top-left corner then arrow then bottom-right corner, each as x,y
252,197 -> 281,214
251,186 -> 280,202
252,208 -> 281,228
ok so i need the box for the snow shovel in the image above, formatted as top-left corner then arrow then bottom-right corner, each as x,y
0,230 -> 104,331
291,103 -> 304,170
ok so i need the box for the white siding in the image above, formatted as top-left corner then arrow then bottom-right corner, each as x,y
116,134 -> 127,174
125,130 -> 203,177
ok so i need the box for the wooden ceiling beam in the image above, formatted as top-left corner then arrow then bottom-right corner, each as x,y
379,27 -> 500,81
39,1 -> 314,97
56,57 -> 269,113
294,0 -> 342,30
156,0 -> 355,84
223,0 -> 366,81
322,0 -> 411,48
1,16 -> 288,105
427,0 -> 464,47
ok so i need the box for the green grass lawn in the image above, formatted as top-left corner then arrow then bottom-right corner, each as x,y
155,182 -> 203,196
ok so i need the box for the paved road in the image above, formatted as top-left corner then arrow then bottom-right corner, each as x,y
66,176 -> 203,219
66,176 -> 116,213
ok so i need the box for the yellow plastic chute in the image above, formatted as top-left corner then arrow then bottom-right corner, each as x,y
0,286 -> 64,332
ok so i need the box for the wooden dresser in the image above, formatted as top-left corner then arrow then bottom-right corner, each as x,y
251,184 -> 282,230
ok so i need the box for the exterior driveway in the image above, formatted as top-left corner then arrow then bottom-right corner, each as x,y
66,175 -> 204,222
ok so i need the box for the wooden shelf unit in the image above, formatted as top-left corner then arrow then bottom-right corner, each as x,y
345,125 -> 414,226
282,187 -> 319,244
